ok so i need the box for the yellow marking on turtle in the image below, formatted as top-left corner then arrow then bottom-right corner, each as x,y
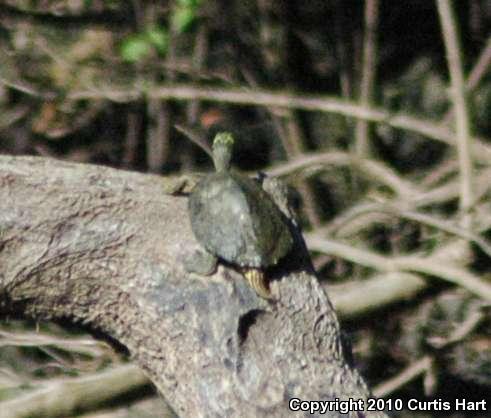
243,268 -> 273,299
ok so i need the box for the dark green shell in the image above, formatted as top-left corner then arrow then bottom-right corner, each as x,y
188,171 -> 293,268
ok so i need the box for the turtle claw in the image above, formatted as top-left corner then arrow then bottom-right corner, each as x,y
244,269 -> 273,300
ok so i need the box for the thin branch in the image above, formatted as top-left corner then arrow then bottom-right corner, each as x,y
0,364 -> 152,418
323,201 -> 393,237
307,235 -> 394,270
393,207 -> 491,257
324,201 -> 491,258
241,60 -> 322,227
306,235 -> 491,301
437,0 -> 474,229
420,159 -> 457,188
397,255 -> 491,300
373,356 -> 433,397
64,84 -> 491,163
0,3 -> 131,27
441,36 -> 491,122
333,4 -> 352,98
321,165 -> 491,240
374,295 -> 486,397
466,36 -> 491,92
328,272 -> 426,319
428,308 -> 486,349
355,0 -> 379,156
266,151 -> 420,198
0,330 -> 111,359
0,106 -> 29,129
174,123 -> 212,158
186,23 -> 209,124
414,166 -> 491,208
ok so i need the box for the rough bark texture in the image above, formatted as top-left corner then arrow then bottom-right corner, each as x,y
0,156 -> 387,418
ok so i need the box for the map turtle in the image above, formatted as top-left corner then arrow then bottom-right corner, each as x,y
187,132 -> 293,298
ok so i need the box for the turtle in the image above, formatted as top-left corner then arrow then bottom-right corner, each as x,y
186,132 -> 294,299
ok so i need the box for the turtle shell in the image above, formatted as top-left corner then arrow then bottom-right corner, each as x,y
188,171 -> 293,268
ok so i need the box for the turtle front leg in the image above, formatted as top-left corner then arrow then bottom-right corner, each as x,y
243,268 -> 273,300
183,248 -> 218,276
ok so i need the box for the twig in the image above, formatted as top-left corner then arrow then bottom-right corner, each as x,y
145,4 -> 172,174
373,356 -> 433,397
420,159 -> 457,188
306,235 -> 491,301
266,151 -> 419,198
0,49 -> 55,99
437,0 -> 474,229
282,113 -> 323,227
355,0 -> 379,157
466,36 -> 491,92
374,295 -> 487,397
0,364 -> 152,418
121,108 -> 141,168
323,201 -> 393,236
333,4 -> 353,98
328,272 -> 426,318
322,165 -> 491,240
0,106 -> 28,129
323,201 -> 491,258
440,36 -> 491,129
174,123 -> 212,158
0,329 -> 110,358
414,167 -> 490,208
396,255 -> 491,300
394,207 -> 491,257
428,308 -> 485,349
241,61 -> 322,227
64,84 -> 491,163
186,23 -> 209,124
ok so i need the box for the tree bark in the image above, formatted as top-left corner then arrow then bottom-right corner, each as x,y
0,156 -> 387,418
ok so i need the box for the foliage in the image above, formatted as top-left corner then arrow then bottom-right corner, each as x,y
120,26 -> 169,62
171,0 -> 203,33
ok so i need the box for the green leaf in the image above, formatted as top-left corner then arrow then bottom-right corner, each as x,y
120,35 -> 151,62
172,7 -> 196,33
145,27 -> 169,54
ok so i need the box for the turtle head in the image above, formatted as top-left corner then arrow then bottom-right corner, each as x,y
212,132 -> 234,172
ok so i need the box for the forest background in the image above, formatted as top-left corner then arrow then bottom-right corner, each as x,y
0,1 -> 490,417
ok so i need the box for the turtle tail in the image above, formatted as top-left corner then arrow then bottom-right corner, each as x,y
244,269 -> 273,300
